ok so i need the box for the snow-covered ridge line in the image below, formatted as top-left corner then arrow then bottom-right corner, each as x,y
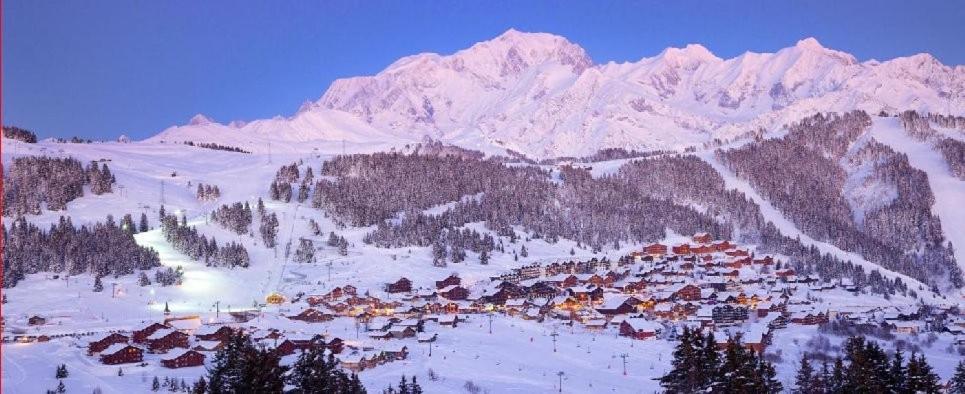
152,29 -> 965,159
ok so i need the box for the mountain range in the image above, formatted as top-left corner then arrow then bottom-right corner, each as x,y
150,29 -> 965,158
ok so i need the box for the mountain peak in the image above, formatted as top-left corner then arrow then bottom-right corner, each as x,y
465,29 -> 593,74
657,43 -> 721,66
188,113 -> 215,126
795,37 -> 825,50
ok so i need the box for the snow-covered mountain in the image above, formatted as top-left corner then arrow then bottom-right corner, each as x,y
149,29 -> 965,158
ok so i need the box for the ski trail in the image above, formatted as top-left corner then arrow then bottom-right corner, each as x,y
868,117 -> 965,278
695,151 -> 938,298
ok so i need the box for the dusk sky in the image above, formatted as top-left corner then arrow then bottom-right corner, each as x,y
4,0 -> 964,140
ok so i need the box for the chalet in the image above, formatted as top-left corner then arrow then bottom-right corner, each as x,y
527,281 -> 559,299
644,243 -> 667,256
388,326 -> 417,339
619,318 -> 661,340
27,316 -> 46,326
161,349 -> 206,368
147,329 -> 190,353
712,305 -> 749,325
692,232 -> 712,244
566,286 -> 604,302
88,333 -> 130,355
438,285 -> 470,301
195,325 -> 234,342
417,332 -> 438,343
892,321 -> 924,334
338,353 -> 370,371
712,240 -> 733,251
290,308 -> 335,323
774,269 -> 796,281
193,340 -> 224,352
595,296 -> 640,315
438,314 -> 461,327
691,244 -> 715,255
100,344 -> 144,365
385,277 -> 412,293
753,255 -> 774,265
671,243 -> 691,255
790,311 -> 828,325
368,331 -> 394,340
435,274 -> 461,289
133,322 -> 170,343
673,284 -> 702,301
382,345 -> 409,361
275,338 -> 319,356
583,319 -> 608,330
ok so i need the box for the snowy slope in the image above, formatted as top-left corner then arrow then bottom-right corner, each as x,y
696,151 -> 944,299
151,30 -> 965,159
869,117 -> 965,281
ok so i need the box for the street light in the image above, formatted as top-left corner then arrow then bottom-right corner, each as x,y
557,371 -> 565,393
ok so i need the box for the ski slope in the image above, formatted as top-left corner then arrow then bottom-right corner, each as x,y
696,151 -> 941,298
869,117 -> 965,280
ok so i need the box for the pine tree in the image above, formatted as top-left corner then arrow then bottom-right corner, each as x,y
139,213 -> 149,232
139,272 -> 151,286
93,276 -> 104,292
55,364 -> 68,379
152,376 -> 160,391
56,381 -> 66,394
907,353 -> 941,394
794,354 -> 815,394
889,348 -> 907,392
660,327 -> 700,393
950,360 -> 965,394
479,249 -> 490,265
191,377 -> 207,394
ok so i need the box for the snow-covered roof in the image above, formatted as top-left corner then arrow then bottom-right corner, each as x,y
147,328 -> 176,340
101,343 -> 137,355
162,348 -> 200,361
622,317 -> 660,332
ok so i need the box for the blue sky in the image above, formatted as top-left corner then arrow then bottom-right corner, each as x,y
3,1 -> 964,140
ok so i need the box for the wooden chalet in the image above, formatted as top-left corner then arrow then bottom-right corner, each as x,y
643,243 -> 667,256
385,277 -> 412,293
673,284 -> 702,301
692,232 -> 712,244
100,344 -> 143,365
133,322 -> 170,343
147,329 -> 190,353
194,325 -> 234,342
595,296 -> 640,315
88,333 -> 129,355
438,285 -> 470,301
161,349 -> 206,368
435,274 -> 461,289
27,316 -> 46,326
619,318 -> 661,340
290,308 -> 335,323
672,243 -> 691,255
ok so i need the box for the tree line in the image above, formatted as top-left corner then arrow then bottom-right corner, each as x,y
3,156 -> 115,216
3,215 -> 160,288
793,336 -> 947,394
160,207 -> 250,268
